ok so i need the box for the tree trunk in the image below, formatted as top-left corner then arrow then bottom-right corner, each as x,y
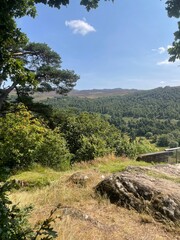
0,83 -> 16,111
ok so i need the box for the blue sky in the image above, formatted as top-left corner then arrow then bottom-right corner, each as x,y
17,0 -> 180,90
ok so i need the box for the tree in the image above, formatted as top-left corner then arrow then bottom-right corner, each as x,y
165,0 -> 180,62
0,0 -> 81,110
1,0 -> 116,110
156,134 -> 171,147
59,112 -> 122,162
0,40 -> 79,110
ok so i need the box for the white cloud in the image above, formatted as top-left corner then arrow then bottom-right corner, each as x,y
160,81 -> 165,84
157,58 -> 180,66
152,47 -> 165,54
152,45 -> 173,54
158,47 -> 166,54
157,59 -> 172,65
65,19 -> 96,36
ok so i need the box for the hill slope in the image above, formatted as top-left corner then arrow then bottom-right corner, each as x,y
43,86 -> 180,119
42,86 -> 180,139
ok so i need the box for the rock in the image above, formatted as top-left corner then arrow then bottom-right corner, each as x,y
95,164 -> 180,222
68,172 -> 89,187
13,179 -> 29,187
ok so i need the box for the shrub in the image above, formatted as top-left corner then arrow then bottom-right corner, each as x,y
169,141 -> 179,148
35,129 -> 72,170
115,135 -> 137,158
133,138 -> 159,155
75,135 -> 110,161
145,132 -> 153,139
0,104 -> 71,170
156,134 -> 171,147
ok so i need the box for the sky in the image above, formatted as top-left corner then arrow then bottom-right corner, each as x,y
17,0 -> 180,90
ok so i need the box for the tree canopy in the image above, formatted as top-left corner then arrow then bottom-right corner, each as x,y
0,0 -> 80,110
165,0 -> 180,61
43,86 -> 180,142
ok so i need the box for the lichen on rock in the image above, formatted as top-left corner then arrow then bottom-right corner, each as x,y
95,164 -> 180,222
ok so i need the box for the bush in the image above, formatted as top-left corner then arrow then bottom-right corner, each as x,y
35,129 -> 72,170
75,135 -> 110,161
115,135 -> 137,158
156,134 -> 171,147
145,132 -> 153,139
133,138 -> 159,155
0,104 -> 71,170
169,141 -> 179,148
115,137 -> 159,159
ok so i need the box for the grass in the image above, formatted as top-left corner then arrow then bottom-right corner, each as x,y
147,171 -> 180,183
96,159 -> 151,173
8,156 -> 153,190
8,156 -> 180,240
73,155 -> 152,173
9,164 -> 67,189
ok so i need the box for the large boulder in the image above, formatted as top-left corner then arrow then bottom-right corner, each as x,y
95,164 -> 180,222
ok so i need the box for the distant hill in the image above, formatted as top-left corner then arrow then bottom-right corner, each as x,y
68,88 -> 138,98
13,87 -> 138,101
43,86 -> 180,119
42,86 -> 180,138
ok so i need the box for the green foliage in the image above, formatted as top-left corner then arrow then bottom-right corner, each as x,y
75,135 -> 109,161
0,41 -> 79,110
0,104 -> 43,169
0,181 -> 33,240
0,180 -> 60,239
34,0 -> 114,10
156,131 -> 180,148
166,0 -> 180,62
115,135 -> 137,158
156,134 -> 171,147
34,129 -> 72,170
169,141 -> 179,148
115,136 -> 158,159
132,138 -> 159,156
43,86 -> 180,142
0,104 -> 71,170
0,0 -> 79,110
59,112 -> 122,162
145,132 -> 153,139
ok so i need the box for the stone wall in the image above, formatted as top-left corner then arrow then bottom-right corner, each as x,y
136,151 -> 172,163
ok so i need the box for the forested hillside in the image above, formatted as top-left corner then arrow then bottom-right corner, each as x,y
43,86 -> 180,119
43,86 -> 180,146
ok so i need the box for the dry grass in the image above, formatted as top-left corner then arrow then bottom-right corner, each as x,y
10,157 -> 180,240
